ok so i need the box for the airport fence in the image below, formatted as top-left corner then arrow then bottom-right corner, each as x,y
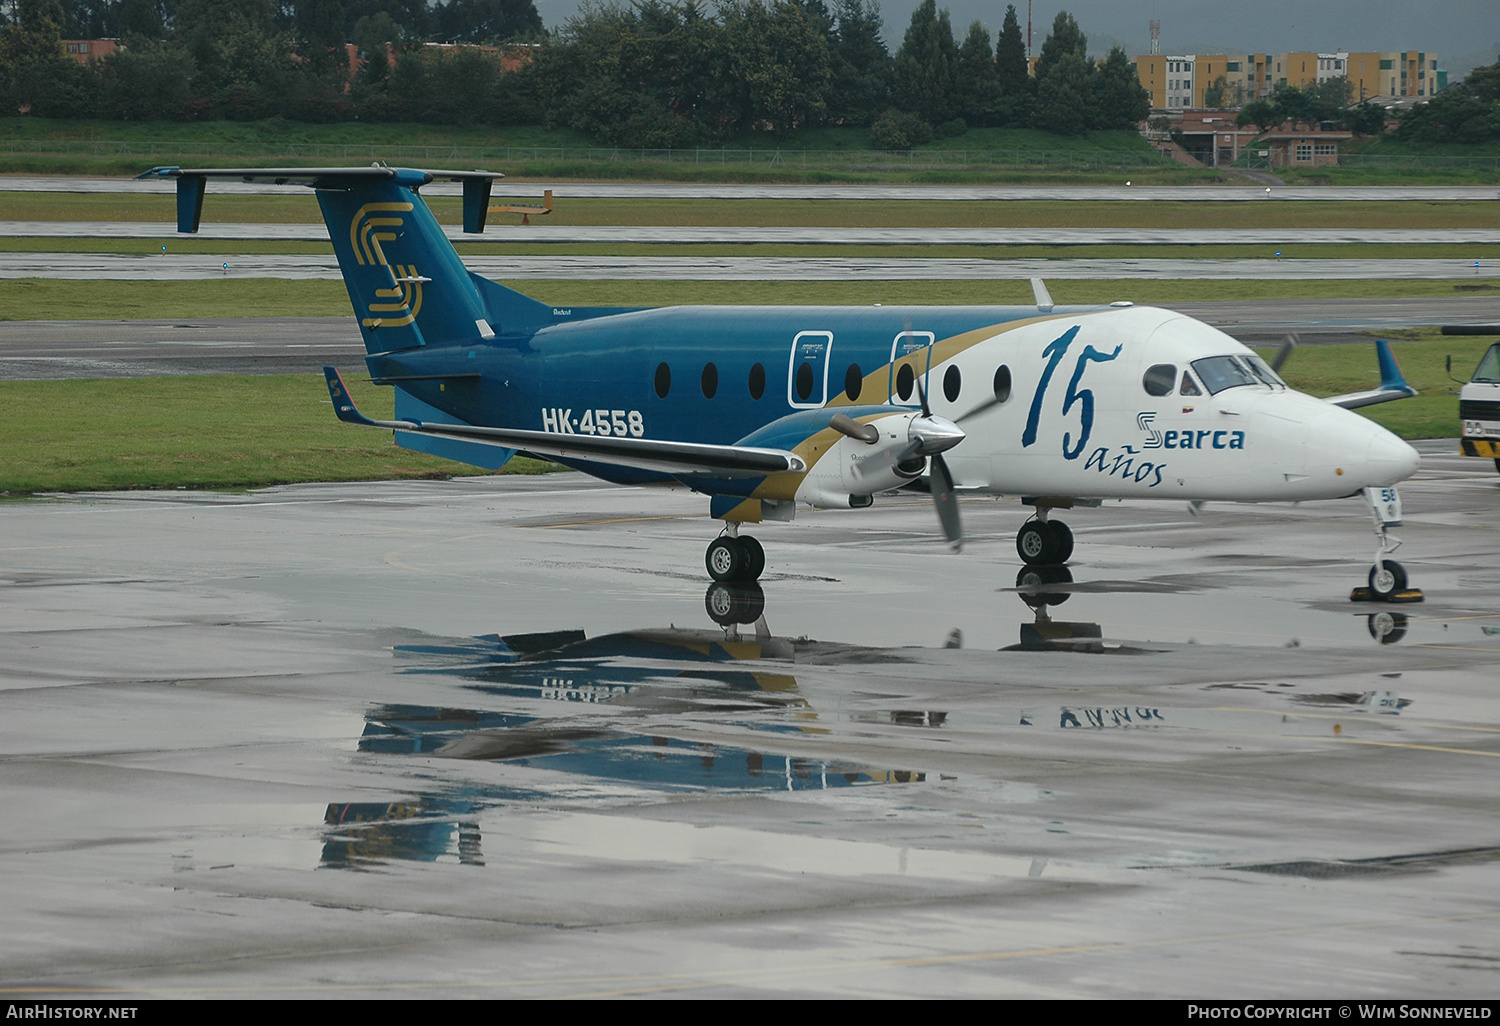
0,138 -> 1174,171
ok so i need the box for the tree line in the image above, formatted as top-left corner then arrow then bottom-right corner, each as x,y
0,0 -> 1151,141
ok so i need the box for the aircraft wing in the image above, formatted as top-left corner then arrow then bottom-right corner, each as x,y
323,367 -> 805,478
1322,339 -> 1418,410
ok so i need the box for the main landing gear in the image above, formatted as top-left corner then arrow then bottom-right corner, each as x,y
1015,513 -> 1074,566
705,524 -> 765,583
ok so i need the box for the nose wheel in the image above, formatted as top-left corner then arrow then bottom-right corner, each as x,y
1016,517 -> 1073,566
705,533 -> 765,582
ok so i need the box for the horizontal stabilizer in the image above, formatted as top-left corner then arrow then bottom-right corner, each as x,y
138,166 -> 504,234
1325,339 -> 1418,410
323,367 -> 805,478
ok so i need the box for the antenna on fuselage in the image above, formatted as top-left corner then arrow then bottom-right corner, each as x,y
1030,277 -> 1054,313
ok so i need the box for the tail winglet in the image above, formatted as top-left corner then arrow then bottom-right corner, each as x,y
1376,339 -> 1412,394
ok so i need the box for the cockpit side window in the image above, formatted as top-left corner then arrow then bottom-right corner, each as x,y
1143,363 -> 1177,397
1180,371 -> 1202,396
1190,355 -> 1262,395
1244,354 -> 1287,389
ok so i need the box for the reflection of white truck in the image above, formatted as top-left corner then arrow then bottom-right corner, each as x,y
1459,342 -> 1500,473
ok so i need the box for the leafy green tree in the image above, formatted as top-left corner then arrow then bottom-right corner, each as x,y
1236,98 -> 1278,132
349,10 -> 397,91
1031,10 -> 1091,133
1203,74 -> 1227,109
1,0 -> 70,113
825,0 -> 889,125
1344,101 -> 1387,137
1091,45 -> 1147,129
891,0 -> 956,123
433,0 -> 541,43
1270,83 -> 1321,125
97,37 -> 195,117
713,0 -> 832,136
992,3 -> 1029,126
954,19 -> 995,127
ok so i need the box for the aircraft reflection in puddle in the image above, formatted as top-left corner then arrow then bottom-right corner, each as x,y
320,598 -> 925,868
321,579 -> 1412,868
1009,565 -> 1411,648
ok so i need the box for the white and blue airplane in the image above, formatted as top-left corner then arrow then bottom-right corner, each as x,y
144,165 -> 1422,596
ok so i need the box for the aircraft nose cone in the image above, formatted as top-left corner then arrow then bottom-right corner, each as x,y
1364,430 -> 1420,486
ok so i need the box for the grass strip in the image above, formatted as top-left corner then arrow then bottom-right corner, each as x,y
1,277 -> 1495,321
0,372 -> 552,493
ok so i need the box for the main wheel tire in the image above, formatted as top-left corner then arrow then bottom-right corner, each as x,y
705,537 -> 745,582
1016,521 -> 1058,565
1368,560 -> 1408,599
1048,520 -> 1074,563
739,535 -> 765,581
704,582 -> 765,626
1015,565 -> 1072,607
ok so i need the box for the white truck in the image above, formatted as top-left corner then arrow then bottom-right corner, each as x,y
1458,341 -> 1500,473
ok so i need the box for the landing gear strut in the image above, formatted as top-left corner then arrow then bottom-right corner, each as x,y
1362,486 -> 1412,600
705,523 -> 765,582
1016,512 -> 1074,566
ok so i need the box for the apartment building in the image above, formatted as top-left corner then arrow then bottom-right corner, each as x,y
1137,48 -> 1443,109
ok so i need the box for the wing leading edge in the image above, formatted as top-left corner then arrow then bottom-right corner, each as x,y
323,367 -> 806,478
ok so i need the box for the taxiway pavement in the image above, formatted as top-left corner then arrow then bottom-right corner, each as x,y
1,444 -> 1497,997
4,252 -> 1498,281
4,175 -> 1499,202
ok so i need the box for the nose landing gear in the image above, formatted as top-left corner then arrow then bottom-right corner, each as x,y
1353,486 -> 1422,603
705,524 -> 765,582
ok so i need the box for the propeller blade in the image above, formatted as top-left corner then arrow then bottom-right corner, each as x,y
954,392 -> 1005,424
930,453 -> 962,551
1270,333 -> 1297,373
915,374 -> 932,418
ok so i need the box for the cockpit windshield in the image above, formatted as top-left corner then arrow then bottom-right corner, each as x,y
1473,344 -> 1500,383
1190,354 -> 1284,395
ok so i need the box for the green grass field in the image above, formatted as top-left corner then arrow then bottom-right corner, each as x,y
1,277 -> 1494,321
10,192 -> 1500,229
0,373 -> 553,493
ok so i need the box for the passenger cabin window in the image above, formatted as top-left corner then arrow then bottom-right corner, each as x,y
993,365 -> 1012,403
654,362 -> 671,399
1143,363 -> 1177,397
845,363 -> 862,401
895,363 -> 915,402
943,365 -> 961,403
748,362 -> 766,400
701,362 -> 718,399
795,361 -> 815,402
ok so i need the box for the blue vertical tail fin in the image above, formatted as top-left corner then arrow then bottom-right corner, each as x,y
141,165 -> 553,352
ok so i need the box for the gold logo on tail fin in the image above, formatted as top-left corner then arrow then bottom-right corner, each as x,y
350,203 -> 422,328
